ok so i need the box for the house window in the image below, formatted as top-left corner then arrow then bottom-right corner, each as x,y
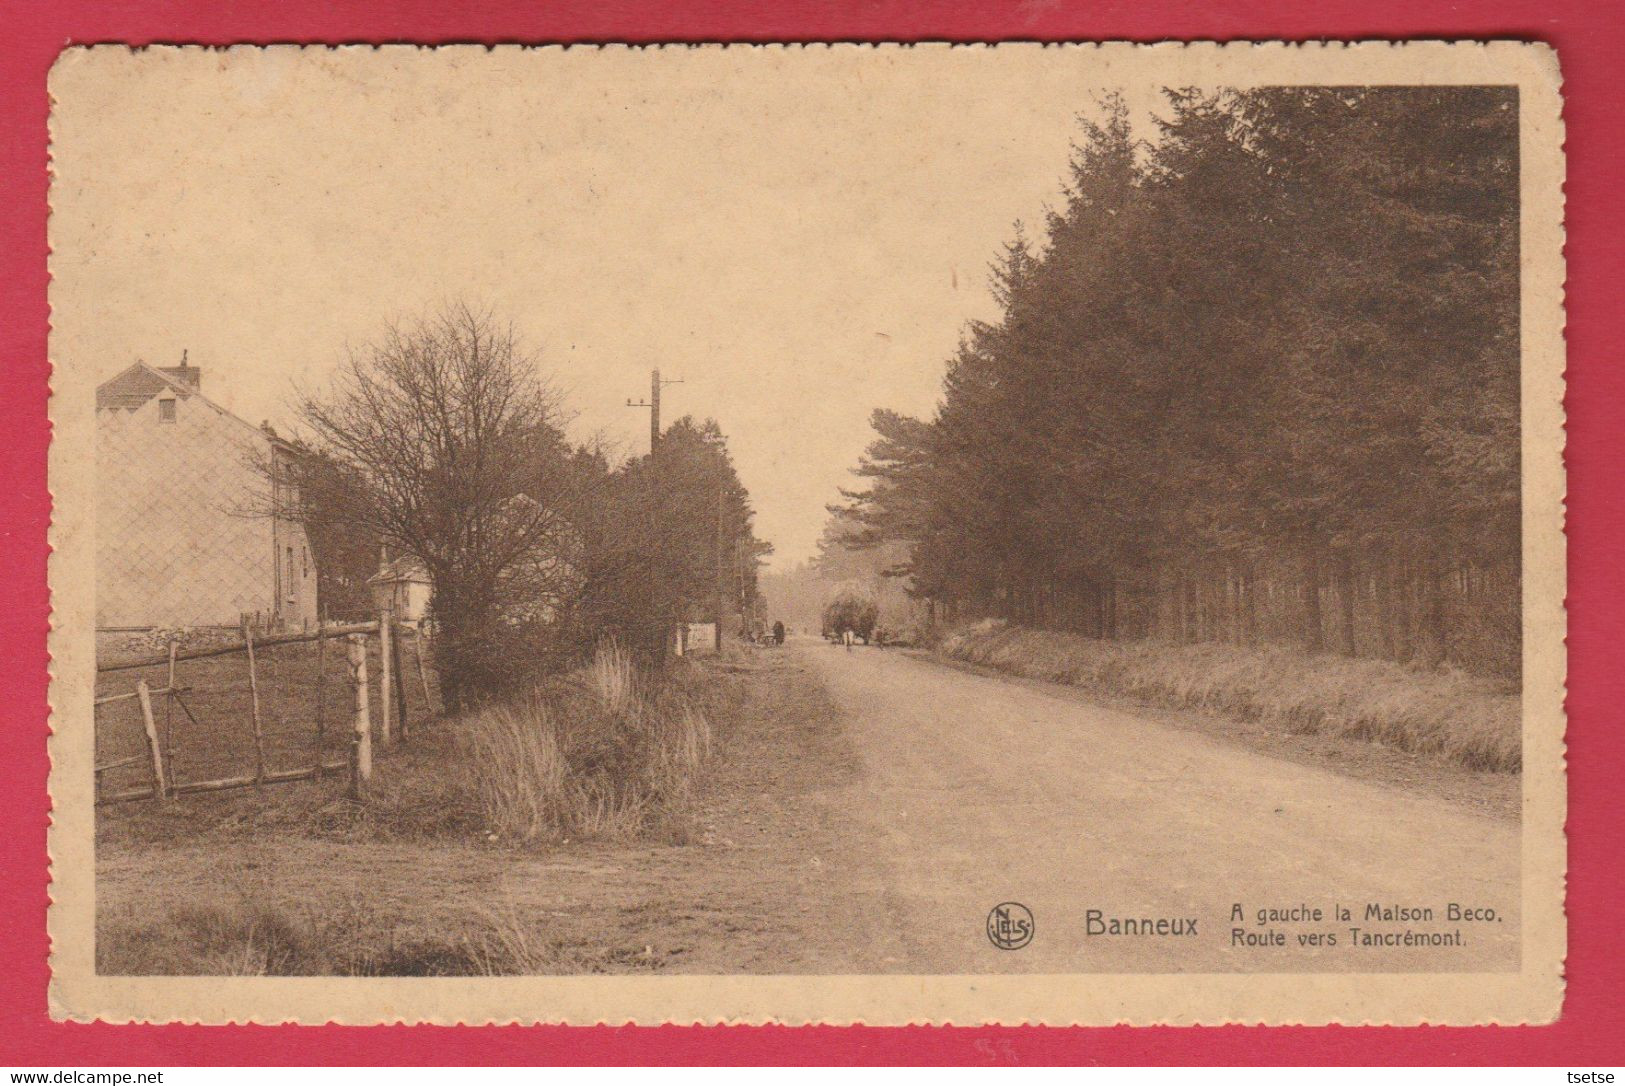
287,546 -> 296,602
158,398 -> 176,423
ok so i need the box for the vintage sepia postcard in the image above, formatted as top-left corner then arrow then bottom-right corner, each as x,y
46,41 -> 1565,1026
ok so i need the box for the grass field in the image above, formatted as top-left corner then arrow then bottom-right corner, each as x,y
938,622 -> 1521,773
94,644 -> 878,976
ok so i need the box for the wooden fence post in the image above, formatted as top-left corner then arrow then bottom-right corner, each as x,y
415,627 -> 433,713
377,605 -> 394,746
390,618 -> 408,742
136,679 -> 167,802
314,621 -> 327,768
347,633 -> 371,799
163,638 -> 177,768
92,702 -> 102,803
242,617 -> 267,784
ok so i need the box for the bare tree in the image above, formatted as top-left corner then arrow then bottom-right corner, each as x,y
290,302 -> 575,709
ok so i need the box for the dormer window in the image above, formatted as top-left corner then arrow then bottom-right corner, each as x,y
158,398 -> 176,423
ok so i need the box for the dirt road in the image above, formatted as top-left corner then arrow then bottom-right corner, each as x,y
798,638 -> 1520,973
98,643 -> 1520,976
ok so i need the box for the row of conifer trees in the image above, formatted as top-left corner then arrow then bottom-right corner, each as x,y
839,87 -> 1521,678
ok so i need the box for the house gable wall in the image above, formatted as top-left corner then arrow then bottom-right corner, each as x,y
96,394 -> 318,628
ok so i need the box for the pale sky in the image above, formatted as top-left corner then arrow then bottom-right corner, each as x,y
52,46 -> 1171,569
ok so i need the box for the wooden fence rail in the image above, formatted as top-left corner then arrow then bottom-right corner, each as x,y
94,614 -> 435,806
94,684 -> 185,707
95,621 -> 382,675
97,760 -> 352,805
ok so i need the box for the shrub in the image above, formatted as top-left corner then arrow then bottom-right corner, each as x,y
462,643 -> 711,845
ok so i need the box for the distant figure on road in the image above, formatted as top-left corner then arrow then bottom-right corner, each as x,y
842,628 -> 854,651
773,620 -> 785,646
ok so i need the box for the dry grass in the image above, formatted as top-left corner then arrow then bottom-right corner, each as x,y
459,898 -> 665,975
96,643 -> 717,848
93,645 -> 747,977
939,622 -> 1520,772
459,643 -> 712,845
96,893 -> 654,977
94,644 -> 871,977
93,862 -> 477,976
94,646 -> 736,977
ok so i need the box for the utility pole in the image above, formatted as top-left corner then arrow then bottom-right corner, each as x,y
715,474 -> 725,651
626,368 -> 683,456
647,367 -> 660,455
627,367 -> 686,658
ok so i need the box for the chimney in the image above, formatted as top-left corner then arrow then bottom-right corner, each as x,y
159,349 -> 200,393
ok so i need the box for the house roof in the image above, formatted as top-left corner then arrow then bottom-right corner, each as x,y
368,556 -> 431,585
95,362 -> 200,412
96,360 -> 302,454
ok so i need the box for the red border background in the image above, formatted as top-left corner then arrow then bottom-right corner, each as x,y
2,0 -> 1621,1066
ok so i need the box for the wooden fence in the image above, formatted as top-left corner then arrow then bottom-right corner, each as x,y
94,608 -> 438,805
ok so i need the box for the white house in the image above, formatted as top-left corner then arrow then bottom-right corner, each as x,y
96,360 -> 319,630
367,556 -> 433,623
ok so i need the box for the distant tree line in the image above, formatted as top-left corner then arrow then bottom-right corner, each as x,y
759,510 -> 928,640
838,87 -> 1520,677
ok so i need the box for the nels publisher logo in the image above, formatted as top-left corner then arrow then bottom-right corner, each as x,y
986,902 -> 1034,950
